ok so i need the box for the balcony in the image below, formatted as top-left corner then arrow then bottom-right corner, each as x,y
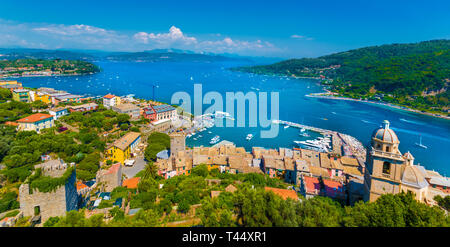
370,148 -> 403,160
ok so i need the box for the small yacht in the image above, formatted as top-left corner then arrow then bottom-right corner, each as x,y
284,125 -> 290,129
246,134 -> 253,141
415,136 -> 428,149
299,132 -> 310,137
210,135 -> 220,145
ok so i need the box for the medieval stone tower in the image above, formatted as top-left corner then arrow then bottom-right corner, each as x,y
19,159 -> 78,223
364,120 -> 405,202
169,132 -> 185,157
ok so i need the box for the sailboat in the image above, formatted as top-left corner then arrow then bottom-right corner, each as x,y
415,136 -> 428,149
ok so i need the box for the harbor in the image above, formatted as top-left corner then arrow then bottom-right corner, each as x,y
272,119 -> 366,162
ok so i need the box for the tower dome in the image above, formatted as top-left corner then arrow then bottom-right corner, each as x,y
372,120 -> 399,144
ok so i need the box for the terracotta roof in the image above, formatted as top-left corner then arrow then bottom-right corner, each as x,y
265,187 -> 299,200
103,94 -> 116,99
303,176 -> 320,195
323,179 -> 345,197
4,121 -> 18,126
17,113 -> 53,123
77,181 -> 88,191
123,177 -> 140,189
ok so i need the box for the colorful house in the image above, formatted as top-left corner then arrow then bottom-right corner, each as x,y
106,132 -> 141,164
49,107 -> 68,120
143,104 -> 177,122
103,94 -> 121,109
53,94 -> 83,105
12,89 -> 31,103
33,92 -> 52,104
17,113 -> 54,133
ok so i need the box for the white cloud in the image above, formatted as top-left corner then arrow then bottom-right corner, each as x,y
291,34 -> 305,39
133,26 -> 197,46
291,34 -> 314,40
0,19 -> 279,55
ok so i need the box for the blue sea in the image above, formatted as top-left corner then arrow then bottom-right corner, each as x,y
19,60 -> 450,175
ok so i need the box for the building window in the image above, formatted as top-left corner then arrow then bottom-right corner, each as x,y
385,146 -> 390,152
34,206 -> 40,216
382,161 -> 391,174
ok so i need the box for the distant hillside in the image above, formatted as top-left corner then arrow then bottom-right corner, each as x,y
0,48 -> 97,61
0,48 -> 253,63
233,40 -> 450,115
104,50 -> 250,62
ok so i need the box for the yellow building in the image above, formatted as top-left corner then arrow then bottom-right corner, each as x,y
12,89 -> 31,103
106,132 -> 141,164
0,80 -> 20,86
33,92 -> 52,104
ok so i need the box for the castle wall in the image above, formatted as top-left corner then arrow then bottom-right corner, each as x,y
18,169 -> 78,223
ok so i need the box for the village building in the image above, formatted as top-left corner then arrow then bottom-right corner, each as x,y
17,113 -> 54,133
68,102 -> 98,112
111,103 -> 140,119
105,132 -> 141,164
18,159 -> 78,223
102,94 -> 121,109
12,89 -> 31,103
29,91 -> 51,104
0,83 -> 23,92
143,104 -> 177,122
49,107 -> 68,120
96,163 -> 123,192
53,94 -> 83,105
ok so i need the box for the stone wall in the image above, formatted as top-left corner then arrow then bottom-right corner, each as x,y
18,169 -> 78,223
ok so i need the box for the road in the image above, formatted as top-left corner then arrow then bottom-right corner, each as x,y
122,156 -> 147,178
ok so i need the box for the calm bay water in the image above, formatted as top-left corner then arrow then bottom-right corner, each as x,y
19,61 -> 450,175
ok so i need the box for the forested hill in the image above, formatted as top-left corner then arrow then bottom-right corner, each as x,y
232,40 -> 450,114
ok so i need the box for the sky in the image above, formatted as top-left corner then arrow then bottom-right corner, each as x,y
0,0 -> 449,58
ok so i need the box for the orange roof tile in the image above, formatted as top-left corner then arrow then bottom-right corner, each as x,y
265,187 -> 299,200
303,176 -> 321,194
103,94 -> 115,99
17,113 -> 53,123
4,121 -> 18,126
76,181 -> 88,191
123,177 -> 140,189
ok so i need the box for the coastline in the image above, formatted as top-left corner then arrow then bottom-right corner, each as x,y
1,72 -> 98,79
307,93 -> 450,121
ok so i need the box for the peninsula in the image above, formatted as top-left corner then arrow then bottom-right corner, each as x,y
0,59 -> 100,79
232,40 -> 450,118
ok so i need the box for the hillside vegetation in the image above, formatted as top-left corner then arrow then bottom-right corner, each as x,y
233,40 -> 450,114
